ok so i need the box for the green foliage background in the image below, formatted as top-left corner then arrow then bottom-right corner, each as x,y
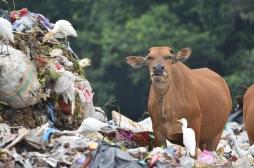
2,0 -> 254,120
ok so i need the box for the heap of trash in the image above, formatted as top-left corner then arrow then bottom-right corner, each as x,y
1,8 -> 254,168
0,110 -> 253,168
0,8 -> 106,130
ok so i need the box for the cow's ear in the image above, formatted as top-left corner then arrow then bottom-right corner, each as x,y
175,48 -> 192,62
126,56 -> 146,68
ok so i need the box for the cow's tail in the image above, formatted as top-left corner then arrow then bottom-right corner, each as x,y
228,85 -> 248,123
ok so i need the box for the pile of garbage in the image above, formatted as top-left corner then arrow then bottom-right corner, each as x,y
0,110 -> 253,168
0,8 -> 106,129
1,8 -> 254,168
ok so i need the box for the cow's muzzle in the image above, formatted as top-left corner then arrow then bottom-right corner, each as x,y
152,64 -> 165,76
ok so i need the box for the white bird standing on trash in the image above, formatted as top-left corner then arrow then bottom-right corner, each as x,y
0,17 -> 14,55
178,118 -> 196,157
227,129 -> 246,157
227,129 -> 254,158
43,19 -> 77,44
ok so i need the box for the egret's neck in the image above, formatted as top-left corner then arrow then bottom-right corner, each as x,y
51,29 -> 57,34
181,124 -> 187,130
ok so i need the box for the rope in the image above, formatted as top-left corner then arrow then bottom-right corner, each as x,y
153,83 -> 170,117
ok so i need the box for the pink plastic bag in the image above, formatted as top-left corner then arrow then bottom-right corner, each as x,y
197,150 -> 215,164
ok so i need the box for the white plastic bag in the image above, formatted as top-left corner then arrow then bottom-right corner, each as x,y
0,45 -> 41,108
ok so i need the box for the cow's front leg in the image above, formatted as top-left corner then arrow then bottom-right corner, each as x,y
153,126 -> 167,147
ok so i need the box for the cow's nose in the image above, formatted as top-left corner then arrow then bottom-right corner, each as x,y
153,64 -> 164,74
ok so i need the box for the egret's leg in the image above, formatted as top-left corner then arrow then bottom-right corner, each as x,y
65,38 -> 79,59
0,42 -> 9,56
1,43 -> 13,62
186,149 -> 189,156
64,36 -> 68,47
0,41 -> 3,54
6,43 -> 10,56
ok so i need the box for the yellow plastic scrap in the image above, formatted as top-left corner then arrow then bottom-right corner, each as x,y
88,141 -> 98,150
78,58 -> 91,68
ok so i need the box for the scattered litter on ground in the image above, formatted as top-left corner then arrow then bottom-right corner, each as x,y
0,109 -> 253,167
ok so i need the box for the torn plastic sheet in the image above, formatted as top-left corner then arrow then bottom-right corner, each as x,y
89,142 -> 145,168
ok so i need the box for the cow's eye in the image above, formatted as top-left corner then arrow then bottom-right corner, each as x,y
164,56 -> 172,60
147,56 -> 154,60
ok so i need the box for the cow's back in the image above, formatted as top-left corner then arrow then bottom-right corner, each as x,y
243,84 -> 254,144
191,68 -> 232,143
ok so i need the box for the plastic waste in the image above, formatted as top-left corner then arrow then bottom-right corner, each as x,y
197,150 -> 215,165
76,117 -> 108,133
89,142 -> 144,168
54,70 -> 76,93
0,46 -> 41,108
42,127 -> 57,143
180,156 -> 195,168
46,103 -> 56,124
12,15 -> 35,32
112,111 -> 152,132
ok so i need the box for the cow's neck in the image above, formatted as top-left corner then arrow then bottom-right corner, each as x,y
170,62 -> 192,94
151,76 -> 169,117
155,84 -> 169,117
152,83 -> 169,98
152,62 -> 192,117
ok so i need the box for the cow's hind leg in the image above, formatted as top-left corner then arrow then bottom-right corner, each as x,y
248,138 -> 254,145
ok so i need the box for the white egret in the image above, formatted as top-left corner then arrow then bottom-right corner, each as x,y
178,118 -> 196,157
227,129 -> 246,157
43,19 -> 77,44
227,129 -> 254,157
0,17 -> 14,55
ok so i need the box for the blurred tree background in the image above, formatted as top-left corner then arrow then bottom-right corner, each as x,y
2,0 -> 254,120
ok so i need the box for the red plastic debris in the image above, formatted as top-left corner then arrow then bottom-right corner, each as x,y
58,100 -> 72,114
10,8 -> 29,22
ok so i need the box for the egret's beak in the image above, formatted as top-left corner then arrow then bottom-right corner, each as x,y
177,119 -> 182,124
42,32 -> 54,44
42,37 -> 48,44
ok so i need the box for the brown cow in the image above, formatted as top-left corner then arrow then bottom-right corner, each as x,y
243,84 -> 254,145
126,46 -> 232,151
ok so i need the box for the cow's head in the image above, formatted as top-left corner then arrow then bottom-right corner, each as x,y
126,47 -> 191,93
